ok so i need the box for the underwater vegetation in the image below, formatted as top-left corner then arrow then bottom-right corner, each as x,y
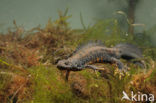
0,11 -> 156,103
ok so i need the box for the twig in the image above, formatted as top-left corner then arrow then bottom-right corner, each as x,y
10,84 -> 25,103
63,8 -> 69,17
0,71 -> 14,76
80,12 -> 86,30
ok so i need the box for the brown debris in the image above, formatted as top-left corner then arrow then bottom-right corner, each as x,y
69,72 -> 89,98
0,73 -> 32,103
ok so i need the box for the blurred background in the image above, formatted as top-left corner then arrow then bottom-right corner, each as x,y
0,0 -> 156,32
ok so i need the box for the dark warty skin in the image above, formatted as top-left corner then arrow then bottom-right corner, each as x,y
57,41 -> 144,72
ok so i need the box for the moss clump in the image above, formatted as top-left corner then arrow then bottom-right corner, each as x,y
28,65 -> 75,103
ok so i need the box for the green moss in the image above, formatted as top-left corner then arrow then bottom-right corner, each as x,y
28,65 -> 76,103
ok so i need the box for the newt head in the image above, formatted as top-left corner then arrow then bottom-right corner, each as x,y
57,59 -> 73,70
57,59 -> 83,71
